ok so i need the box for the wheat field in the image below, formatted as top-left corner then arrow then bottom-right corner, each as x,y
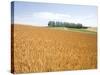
11,24 -> 97,73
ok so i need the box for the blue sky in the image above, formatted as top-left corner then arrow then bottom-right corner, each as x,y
12,1 -> 98,27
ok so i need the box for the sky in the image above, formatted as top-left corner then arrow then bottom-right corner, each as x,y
12,1 -> 98,27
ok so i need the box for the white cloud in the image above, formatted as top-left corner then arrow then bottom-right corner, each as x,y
32,12 -> 71,21
32,12 -> 95,26
76,15 -> 97,27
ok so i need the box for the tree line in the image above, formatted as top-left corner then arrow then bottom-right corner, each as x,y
48,21 -> 87,29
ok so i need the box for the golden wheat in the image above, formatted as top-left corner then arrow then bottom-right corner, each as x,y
12,24 -> 97,73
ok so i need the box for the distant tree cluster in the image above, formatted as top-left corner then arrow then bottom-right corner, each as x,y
48,21 -> 87,29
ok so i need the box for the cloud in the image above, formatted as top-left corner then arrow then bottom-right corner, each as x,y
32,12 -> 91,25
32,12 -> 92,26
32,12 -> 71,21
75,15 -> 97,27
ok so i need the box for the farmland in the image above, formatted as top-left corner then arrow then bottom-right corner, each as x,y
12,24 -> 97,73
48,27 -> 97,34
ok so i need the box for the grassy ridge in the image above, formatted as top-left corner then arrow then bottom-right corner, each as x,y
68,28 -> 97,34
48,27 -> 97,34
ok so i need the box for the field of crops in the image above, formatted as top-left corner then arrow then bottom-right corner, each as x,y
11,24 -> 97,73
